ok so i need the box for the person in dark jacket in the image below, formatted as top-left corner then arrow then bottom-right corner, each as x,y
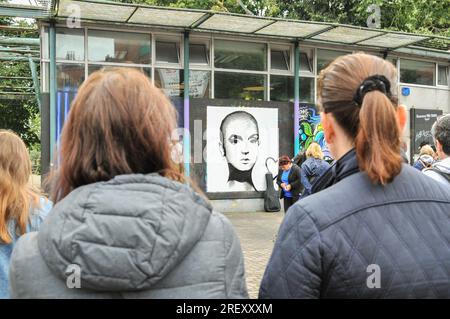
260,53 -> 450,299
276,156 -> 302,213
9,68 -> 248,299
300,142 -> 331,196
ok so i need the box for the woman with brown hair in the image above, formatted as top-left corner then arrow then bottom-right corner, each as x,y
276,155 -> 302,213
0,130 -> 52,298
260,53 -> 450,298
9,68 -> 248,299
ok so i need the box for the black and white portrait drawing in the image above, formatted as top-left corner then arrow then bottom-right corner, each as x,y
207,106 -> 279,192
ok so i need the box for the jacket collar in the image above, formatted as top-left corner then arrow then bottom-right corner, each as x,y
311,148 -> 360,194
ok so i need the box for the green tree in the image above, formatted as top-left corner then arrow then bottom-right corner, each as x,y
0,3 -> 41,172
119,0 -> 449,37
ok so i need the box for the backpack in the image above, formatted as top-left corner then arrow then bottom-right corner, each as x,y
425,167 -> 450,183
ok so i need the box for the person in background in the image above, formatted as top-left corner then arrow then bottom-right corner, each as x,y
413,144 -> 436,171
423,114 -> 450,184
300,142 -> 331,196
0,130 -> 52,299
260,53 -> 450,299
400,141 -> 409,164
276,156 -> 302,213
9,68 -> 248,299
292,149 -> 307,167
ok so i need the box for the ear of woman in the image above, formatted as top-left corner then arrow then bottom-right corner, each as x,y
397,105 -> 407,133
321,112 -> 334,145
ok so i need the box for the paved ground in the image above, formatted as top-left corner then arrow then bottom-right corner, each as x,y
224,211 -> 285,299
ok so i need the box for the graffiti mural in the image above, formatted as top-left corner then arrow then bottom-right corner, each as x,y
298,103 -> 326,151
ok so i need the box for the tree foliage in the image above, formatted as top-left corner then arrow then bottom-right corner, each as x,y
118,0 -> 449,37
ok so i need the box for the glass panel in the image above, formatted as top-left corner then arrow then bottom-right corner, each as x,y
270,76 -> 314,103
400,59 -> 435,86
317,49 -> 348,73
42,27 -> 48,60
300,49 -> 314,74
190,70 -> 211,98
215,72 -> 266,101
270,75 -> 293,102
156,41 -> 180,64
57,63 -> 85,91
271,49 -> 290,71
155,69 -> 183,97
154,69 -> 210,98
88,65 -> 151,79
299,77 -> 315,103
215,40 -> 266,71
438,65 -> 449,86
190,43 -> 209,65
88,30 -> 151,64
56,28 -> 84,61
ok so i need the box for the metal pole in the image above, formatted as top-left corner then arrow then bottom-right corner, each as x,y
294,41 -> 300,156
49,22 -> 56,166
28,54 -> 41,112
183,31 -> 190,177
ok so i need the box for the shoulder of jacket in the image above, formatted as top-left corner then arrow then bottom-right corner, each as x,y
200,211 -> 234,241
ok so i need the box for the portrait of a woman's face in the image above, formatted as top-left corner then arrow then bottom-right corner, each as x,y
220,112 -> 260,172
207,106 -> 279,193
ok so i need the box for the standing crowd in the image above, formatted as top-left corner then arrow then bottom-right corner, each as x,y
1,53 -> 449,299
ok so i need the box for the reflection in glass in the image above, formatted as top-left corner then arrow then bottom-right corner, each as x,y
88,65 -> 151,78
215,40 -> 266,71
154,69 -> 210,98
317,49 -> 348,72
57,63 -> 85,91
300,50 -> 314,74
190,43 -> 209,65
270,76 -> 314,103
438,65 -> 449,86
215,72 -> 266,100
156,41 -> 180,64
400,59 -> 435,86
56,28 -> 84,61
271,49 -> 290,71
88,30 -> 151,64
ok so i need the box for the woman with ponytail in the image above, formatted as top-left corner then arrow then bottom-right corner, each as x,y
0,130 -> 52,298
260,53 -> 450,299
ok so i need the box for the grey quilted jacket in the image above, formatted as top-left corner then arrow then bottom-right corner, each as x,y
260,164 -> 450,298
9,174 -> 248,299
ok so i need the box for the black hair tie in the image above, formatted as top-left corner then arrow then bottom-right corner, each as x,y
353,75 -> 391,107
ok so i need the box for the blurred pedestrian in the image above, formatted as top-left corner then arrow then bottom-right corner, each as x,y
0,130 -> 52,299
276,156 -> 302,213
413,144 -> 435,171
423,114 -> 450,184
300,142 -> 331,196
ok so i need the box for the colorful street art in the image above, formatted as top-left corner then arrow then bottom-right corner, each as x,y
298,103 -> 326,152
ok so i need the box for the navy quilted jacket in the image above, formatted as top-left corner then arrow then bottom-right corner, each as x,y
260,154 -> 450,298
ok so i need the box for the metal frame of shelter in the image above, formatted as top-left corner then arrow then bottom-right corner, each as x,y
1,0 -> 449,174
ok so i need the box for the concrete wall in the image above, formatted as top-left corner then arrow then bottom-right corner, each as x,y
398,85 -> 450,160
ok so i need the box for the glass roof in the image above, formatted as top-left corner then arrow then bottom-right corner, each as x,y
128,7 -> 205,27
48,0 -> 449,56
312,26 -> 384,44
198,14 -> 273,33
358,33 -> 429,49
255,21 -> 330,38
58,0 -> 134,22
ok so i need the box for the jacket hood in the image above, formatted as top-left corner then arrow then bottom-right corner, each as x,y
433,157 -> 450,174
37,174 -> 212,292
304,157 -> 322,175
